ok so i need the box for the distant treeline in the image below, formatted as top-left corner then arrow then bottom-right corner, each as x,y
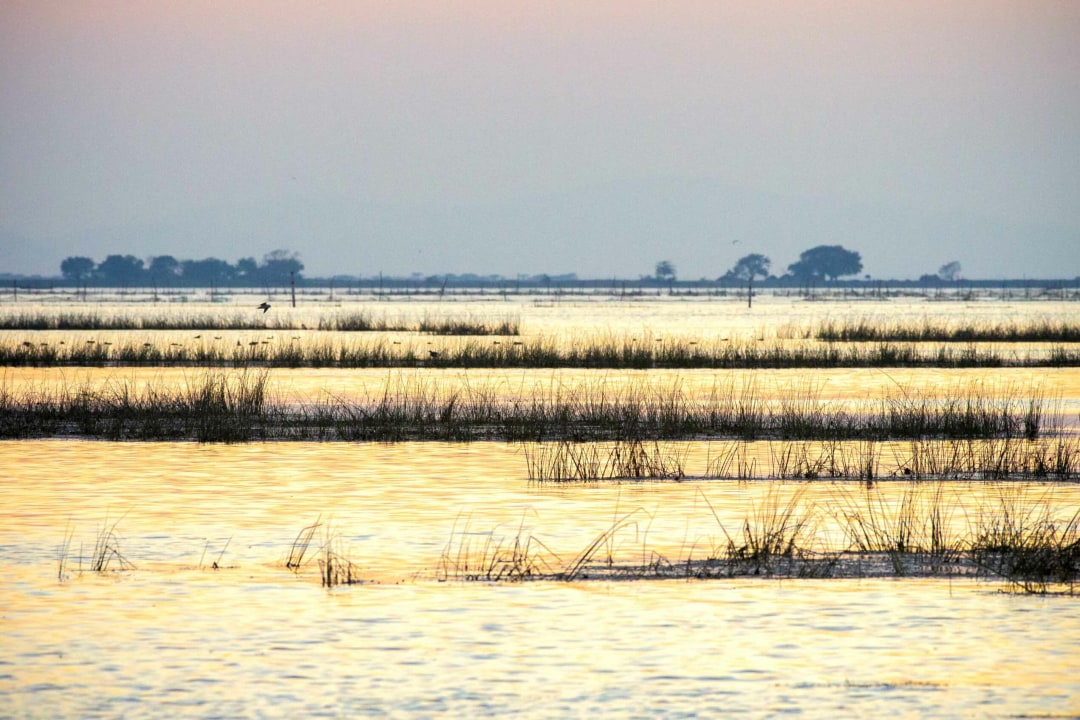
47,250 -> 306,288
0,244 -> 1077,290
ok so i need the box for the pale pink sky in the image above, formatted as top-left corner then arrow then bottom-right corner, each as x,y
2,1 -> 1078,279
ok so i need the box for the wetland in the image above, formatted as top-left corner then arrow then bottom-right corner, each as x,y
2,292 -> 1079,717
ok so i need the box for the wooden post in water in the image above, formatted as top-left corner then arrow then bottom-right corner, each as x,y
290,271 -> 296,308
747,277 -> 752,308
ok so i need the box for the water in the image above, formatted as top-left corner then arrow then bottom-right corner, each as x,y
2,296 -> 1079,717
6,576 -> 1079,718
3,440 -> 1080,717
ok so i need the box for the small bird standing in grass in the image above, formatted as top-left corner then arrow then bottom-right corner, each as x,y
257,302 -> 271,313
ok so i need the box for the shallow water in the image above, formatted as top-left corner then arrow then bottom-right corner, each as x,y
3,296 -> 1080,717
3,440 -> 1080,717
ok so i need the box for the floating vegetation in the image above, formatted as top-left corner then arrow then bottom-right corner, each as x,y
808,318 -> 1080,343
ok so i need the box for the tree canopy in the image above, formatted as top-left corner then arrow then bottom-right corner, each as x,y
724,253 -> 771,282
786,245 -> 862,281
58,251 -> 304,287
654,260 -> 677,282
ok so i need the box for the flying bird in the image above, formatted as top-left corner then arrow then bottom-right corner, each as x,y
257,302 -> 271,313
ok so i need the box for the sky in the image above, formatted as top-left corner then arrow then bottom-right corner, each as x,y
1,1 -> 1078,281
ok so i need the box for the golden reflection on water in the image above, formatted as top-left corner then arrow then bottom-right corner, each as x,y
5,440 -> 1080,582
3,296 -> 1080,716
4,365 -> 1079,414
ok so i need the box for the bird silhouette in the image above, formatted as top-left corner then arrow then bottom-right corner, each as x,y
257,302 -> 271,313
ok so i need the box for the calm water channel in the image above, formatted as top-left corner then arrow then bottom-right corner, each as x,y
2,296 -> 1079,717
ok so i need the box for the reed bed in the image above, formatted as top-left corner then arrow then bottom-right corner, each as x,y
522,436 -> 1080,483
56,486 -> 1079,592
1,371 -> 1072,452
0,310 -> 520,335
808,318 -> 1080,343
436,485 -> 1079,592
1,334 -> 1077,368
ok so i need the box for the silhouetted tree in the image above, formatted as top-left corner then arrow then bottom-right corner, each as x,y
654,260 -> 676,282
938,260 -> 961,282
60,256 -> 95,283
260,250 -> 304,286
148,255 -> 181,285
96,254 -> 146,286
724,253 -> 771,281
787,245 -> 862,282
180,258 -> 235,286
235,257 -> 259,284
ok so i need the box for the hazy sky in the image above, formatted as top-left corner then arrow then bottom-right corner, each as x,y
2,1 -> 1078,280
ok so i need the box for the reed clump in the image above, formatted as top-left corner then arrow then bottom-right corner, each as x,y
969,489 -> 1080,593
56,515 -> 136,580
523,439 -> 687,482
318,528 -> 361,588
438,513 -> 558,582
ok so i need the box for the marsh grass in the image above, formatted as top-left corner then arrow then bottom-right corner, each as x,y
0,310 -> 520,335
694,487 -> 824,577
2,333 -> 1077,368
57,520 -> 74,581
523,439 -> 687,482
834,483 -> 964,575
318,525 -> 361,588
286,517 -> 321,570
2,373 -> 1073,461
969,489 -> 1080,593
89,515 -> 135,572
199,537 -> 232,570
559,509 -> 656,581
811,318 -> 1080,343
438,485 -> 1077,591
438,512 -> 559,581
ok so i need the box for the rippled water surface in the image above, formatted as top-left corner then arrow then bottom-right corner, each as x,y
3,297 -> 1080,717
